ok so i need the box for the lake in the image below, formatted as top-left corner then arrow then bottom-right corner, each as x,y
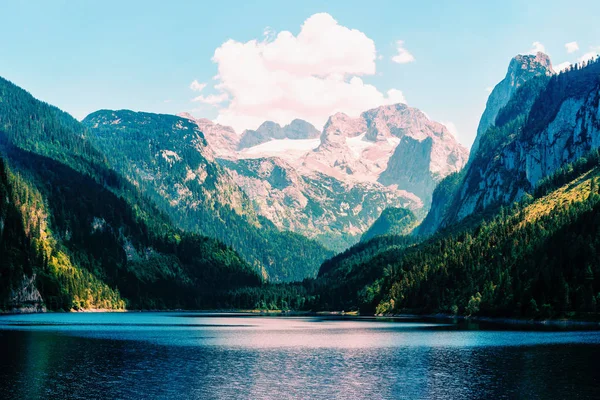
0,313 -> 599,399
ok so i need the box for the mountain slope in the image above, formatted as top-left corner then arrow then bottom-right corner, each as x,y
0,148 -> 262,311
360,207 -> 417,242
83,110 -> 332,282
421,54 -> 600,234
218,156 -> 421,251
0,76 -> 266,310
310,153 -> 600,317
470,52 -> 554,158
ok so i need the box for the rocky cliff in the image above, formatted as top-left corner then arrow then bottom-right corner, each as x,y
301,104 -> 469,202
421,53 -> 600,233
470,52 -> 555,158
238,119 -> 320,150
218,156 -> 421,251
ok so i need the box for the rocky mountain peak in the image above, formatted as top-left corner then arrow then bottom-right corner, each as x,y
320,112 -> 365,148
470,52 -> 555,157
507,52 -> 555,81
177,113 -> 239,158
362,103 -> 437,142
286,119 -> 320,139
239,119 -> 320,150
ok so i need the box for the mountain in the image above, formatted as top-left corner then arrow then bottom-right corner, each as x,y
470,52 -> 555,158
218,157 -> 421,251
422,53 -> 600,233
312,153 -> 600,317
83,110 -> 332,282
178,112 -> 239,158
360,207 -> 417,242
299,104 -> 468,198
0,76 -> 262,311
194,103 -> 467,251
294,54 -> 600,317
238,119 -> 320,150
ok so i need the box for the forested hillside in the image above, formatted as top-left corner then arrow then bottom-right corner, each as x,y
83,110 -> 332,281
0,76 -> 267,311
0,143 -> 263,310
295,153 -> 600,318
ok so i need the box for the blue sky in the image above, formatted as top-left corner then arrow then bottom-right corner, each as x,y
1,0 -> 599,147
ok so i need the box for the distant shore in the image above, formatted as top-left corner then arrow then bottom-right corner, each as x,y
3,307 -> 600,328
389,313 -> 600,328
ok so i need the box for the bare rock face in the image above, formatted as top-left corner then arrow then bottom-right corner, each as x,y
8,274 -> 46,313
470,52 -> 555,158
320,112 -> 366,147
379,136 -> 435,202
422,53 -> 600,233
178,112 -> 239,158
374,105 -> 468,205
185,103 -> 469,250
218,156 -> 422,252
238,119 -> 320,150
301,104 -> 468,204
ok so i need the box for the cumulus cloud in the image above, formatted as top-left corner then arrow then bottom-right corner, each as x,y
192,92 -> 229,105
528,41 -> 546,54
199,13 -> 406,132
391,40 -> 415,64
565,41 -> 579,53
578,48 -> 599,64
190,80 -> 206,92
554,61 -> 572,72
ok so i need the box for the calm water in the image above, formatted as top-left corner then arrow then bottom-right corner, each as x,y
0,313 -> 599,399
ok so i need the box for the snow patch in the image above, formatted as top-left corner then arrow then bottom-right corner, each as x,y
239,138 -> 321,162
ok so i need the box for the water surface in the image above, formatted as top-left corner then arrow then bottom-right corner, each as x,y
0,313 -> 599,399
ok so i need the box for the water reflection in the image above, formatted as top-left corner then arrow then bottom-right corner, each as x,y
0,313 -> 599,399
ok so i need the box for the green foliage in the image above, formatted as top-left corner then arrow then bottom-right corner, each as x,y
0,159 -> 124,310
82,110 -> 332,282
371,165 -> 600,318
361,207 -> 417,242
0,77 -> 266,311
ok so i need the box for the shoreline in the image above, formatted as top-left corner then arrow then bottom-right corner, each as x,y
3,307 -> 600,328
389,312 -> 600,328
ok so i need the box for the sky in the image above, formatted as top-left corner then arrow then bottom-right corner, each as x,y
1,0 -> 599,148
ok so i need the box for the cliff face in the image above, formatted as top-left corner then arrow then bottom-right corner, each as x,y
7,274 -> 46,313
178,113 -> 240,158
301,103 -> 468,202
379,136 -> 434,204
219,156 -> 421,252
421,54 -> 600,233
470,52 -> 555,158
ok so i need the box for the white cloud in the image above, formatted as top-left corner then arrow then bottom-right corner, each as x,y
578,48 -> 599,64
554,61 -> 572,72
565,41 -> 579,53
442,121 -> 458,138
391,40 -> 415,64
192,92 -> 229,105
190,80 -> 207,92
201,12 -> 407,132
528,41 -> 546,54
